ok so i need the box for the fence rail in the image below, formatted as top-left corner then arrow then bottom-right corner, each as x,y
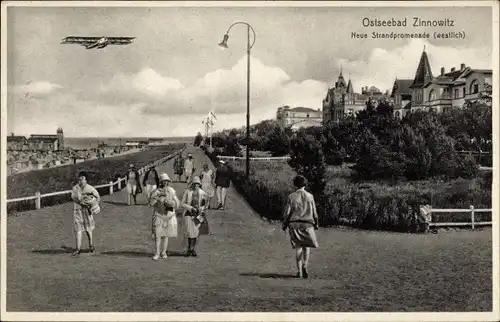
217,155 -> 290,161
6,148 -> 184,211
420,205 -> 492,230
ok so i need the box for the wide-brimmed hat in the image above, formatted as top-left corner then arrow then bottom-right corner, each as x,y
129,164 -> 134,168
188,153 -> 193,157
190,176 -> 201,186
219,160 -> 226,164
159,173 -> 171,182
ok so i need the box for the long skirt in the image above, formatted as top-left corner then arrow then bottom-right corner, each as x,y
73,208 -> 95,233
202,182 -> 214,198
145,184 -> 157,198
153,212 -> 178,238
288,222 -> 319,249
184,214 -> 209,238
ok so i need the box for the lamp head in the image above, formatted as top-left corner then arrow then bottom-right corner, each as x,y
218,34 -> 229,49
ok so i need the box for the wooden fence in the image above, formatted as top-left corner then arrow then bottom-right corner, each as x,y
6,148 -> 185,211
420,205 -> 492,231
216,155 -> 290,161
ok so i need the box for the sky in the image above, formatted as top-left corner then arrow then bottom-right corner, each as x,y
6,4 -> 493,137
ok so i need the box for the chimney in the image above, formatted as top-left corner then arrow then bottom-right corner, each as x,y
460,63 -> 466,71
451,67 -> 456,72
441,67 -> 445,75
11,133 -> 14,137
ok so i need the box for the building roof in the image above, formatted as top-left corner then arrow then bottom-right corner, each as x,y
391,79 -> 413,97
287,107 -> 319,113
346,79 -> 354,93
30,134 -> 58,139
27,137 -> 58,143
410,50 -> 433,88
7,135 -> 27,142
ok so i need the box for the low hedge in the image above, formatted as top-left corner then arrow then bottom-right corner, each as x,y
202,146 -> 492,232
7,143 -> 185,214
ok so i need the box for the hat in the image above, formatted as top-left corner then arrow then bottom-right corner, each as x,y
191,176 -> 201,186
159,173 -> 171,182
188,153 -> 193,157
129,164 -> 134,168
219,160 -> 226,164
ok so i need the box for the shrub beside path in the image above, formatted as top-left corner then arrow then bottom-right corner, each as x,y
7,147 -> 492,311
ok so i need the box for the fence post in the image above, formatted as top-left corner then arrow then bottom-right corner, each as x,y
35,191 -> 41,210
118,179 -> 121,190
109,181 -> 114,195
470,205 -> 475,230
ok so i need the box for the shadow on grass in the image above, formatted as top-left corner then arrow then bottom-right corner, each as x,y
101,250 -> 186,257
240,272 -> 298,279
31,246 -> 92,254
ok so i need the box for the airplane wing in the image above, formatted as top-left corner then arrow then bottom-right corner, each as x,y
61,36 -> 101,45
107,37 -> 135,45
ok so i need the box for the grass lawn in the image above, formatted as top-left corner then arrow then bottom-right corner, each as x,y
6,147 -> 492,312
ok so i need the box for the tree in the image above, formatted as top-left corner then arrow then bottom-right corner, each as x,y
288,131 -> 327,222
194,132 -> 203,146
265,126 -> 290,156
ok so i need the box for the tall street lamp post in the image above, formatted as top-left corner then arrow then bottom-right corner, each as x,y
218,22 -> 256,179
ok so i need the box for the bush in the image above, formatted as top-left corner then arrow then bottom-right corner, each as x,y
265,126 -> 290,156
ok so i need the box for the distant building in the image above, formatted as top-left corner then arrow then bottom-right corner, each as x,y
125,140 -> 148,147
276,106 -> 323,130
405,48 -> 492,113
7,134 -> 28,151
8,128 -> 65,151
390,79 -> 413,119
322,69 -> 390,124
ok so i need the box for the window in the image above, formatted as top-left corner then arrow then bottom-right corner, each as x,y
470,80 -> 479,94
306,113 -> 310,118
454,89 -> 459,98
428,89 -> 436,102
462,87 -> 466,97
395,111 -> 400,118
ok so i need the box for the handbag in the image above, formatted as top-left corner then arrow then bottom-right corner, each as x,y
199,215 -> 210,235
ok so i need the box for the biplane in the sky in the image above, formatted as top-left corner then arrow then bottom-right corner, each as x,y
61,36 -> 135,49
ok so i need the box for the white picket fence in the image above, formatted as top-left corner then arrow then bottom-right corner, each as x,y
421,205 -> 492,229
7,149 -> 185,211
216,155 -> 290,161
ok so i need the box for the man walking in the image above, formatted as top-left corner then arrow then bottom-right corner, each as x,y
183,153 -> 196,183
215,160 -> 231,210
173,153 -> 185,182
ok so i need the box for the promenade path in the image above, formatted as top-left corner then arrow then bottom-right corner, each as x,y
7,147 -> 492,311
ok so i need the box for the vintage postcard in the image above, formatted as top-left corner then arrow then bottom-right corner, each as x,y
1,1 -> 498,321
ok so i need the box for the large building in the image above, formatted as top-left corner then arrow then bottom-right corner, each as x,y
322,70 -> 390,124
390,79 -> 413,119
276,105 -> 323,130
405,48 -> 492,113
7,127 -> 65,151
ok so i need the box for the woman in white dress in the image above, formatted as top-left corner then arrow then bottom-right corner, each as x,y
70,171 -> 101,256
200,163 -> 214,209
181,176 -> 208,257
148,173 -> 180,260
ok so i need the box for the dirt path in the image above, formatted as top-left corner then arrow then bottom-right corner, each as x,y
6,147 -> 492,311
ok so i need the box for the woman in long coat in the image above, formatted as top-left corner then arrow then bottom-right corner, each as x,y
148,173 -> 180,260
181,176 -> 208,257
70,171 -> 101,256
282,175 -> 319,279
143,166 -> 160,200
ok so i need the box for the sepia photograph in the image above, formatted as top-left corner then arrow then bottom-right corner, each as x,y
1,1 -> 498,321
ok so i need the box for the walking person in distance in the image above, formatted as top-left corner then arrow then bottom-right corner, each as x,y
143,166 -> 160,200
148,173 -> 180,260
126,164 -> 142,205
200,163 -> 214,209
215,160 -> 231,210
181,176 -> 208,257
173,153 -> 185,182
70,171 -> 101,256
183,153 -> 196,183
282,175 -> 319,279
